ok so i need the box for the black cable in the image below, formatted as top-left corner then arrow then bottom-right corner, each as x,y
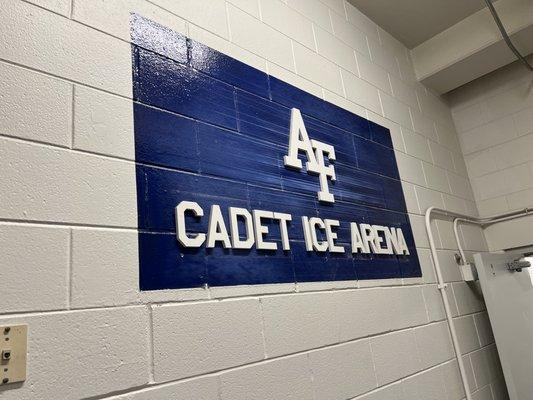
484,0 -> 533,71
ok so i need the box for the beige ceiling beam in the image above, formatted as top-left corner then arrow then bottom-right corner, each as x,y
411,0 -> 533,94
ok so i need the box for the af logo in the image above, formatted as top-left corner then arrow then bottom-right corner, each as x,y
284,108 -> 336,203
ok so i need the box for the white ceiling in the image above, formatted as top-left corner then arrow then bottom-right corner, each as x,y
348,0 -> 489,48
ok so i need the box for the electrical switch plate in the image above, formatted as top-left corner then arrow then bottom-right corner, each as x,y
0,325 -> 27,385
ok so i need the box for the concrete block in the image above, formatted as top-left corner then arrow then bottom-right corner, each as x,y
411,109 -> 439,141
436,249 -> 463,283
72,228 -> 209,307
452,153 -> 469,177
0,62 -> 72,147
414,321 -> 454,369
25,0 -> 70,16
470,349 -> 492,392
380,92 -> 413,130
371,329 -> 422,385
401,365 -> 447,400
396,152 -> 426,187
461,116 -> 517,155
261,292 -> 339,357
110,375 -> 219,400
402,182 -> 420,214
308,340 -> 377,400
452,102 -> 490,134
152,299 -> 264,381
476,197 -> 509,217
357,383 -> 404,400
452,282 -> 485,315
471,384 -> 493,400
344,2 -> 379,41
286,0 -> 332,32
513,106 -> 533,136
415,186 -> 445,215
418,248 -> 437,283
151,0 -> 228,37
0,223 -> 69,312
293,41 -> 344,95
484,344 -> 504,381
442,194 -> 467,215
430,141 -> 455,172
453,315 -> 481,355
227,4 -> 294,71
338,287 -> 427,342
463,354 -> 478,391
71,228 -> 139,307
219,355 -> 314,400
0,138 -> 137,227
490,378 -> 510,400
72,0 -> 187,41
190,25 -> 268,73
228,0 -> 261,18
73,85 -> 135,159
0,1 -> 132,97
434,219 -> 459,250
460,224 -> 488,252
367,39 -> 398,75
423,163 -> 451,194
390,74 -> 419,110
441,360 -> 466,400
436,123 -> 461,153
407,214 -> 430,248
260,0 -> 316,50
320,0 -> 345,17
315,25 -> 358,74
448,172 -> 474,201
402,130 -> 432,163
358,55 -> 392,94
0,307 -> 149,399
329,11 -> 369,57
423,285 -> 446,322
342,69 -> 382,114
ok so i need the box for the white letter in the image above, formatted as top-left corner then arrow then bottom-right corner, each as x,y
394,228 -> 410,255
175,201 -> 206,247
274,212 -> 292,250
253,210 -> 277,250
309,217 -> 328,252
372,225 -> 387,254
380,226 -> 394,255
302,216 -> 313,251
324,219 -> 344,253
284,108 -> 318,170
360,223 -> 379,253
229,207 -> 255,249
206,205 -> 231,248
350,222 -> 369,253
310,139 -> 336,203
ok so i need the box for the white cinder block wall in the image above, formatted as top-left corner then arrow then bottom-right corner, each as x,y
0,0 -> 506,399
448,55 -> 533,251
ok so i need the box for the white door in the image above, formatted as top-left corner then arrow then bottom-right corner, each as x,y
474,252 -> 533,400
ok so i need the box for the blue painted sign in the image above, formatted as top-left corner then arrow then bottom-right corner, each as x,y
130,14 -> 421,290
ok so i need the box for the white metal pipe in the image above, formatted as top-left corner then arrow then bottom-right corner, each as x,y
452,209 -> 533,266
425,206 -> 532,400
425,207 -> 473,400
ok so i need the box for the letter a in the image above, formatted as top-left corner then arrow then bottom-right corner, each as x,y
284,108 -> 318,170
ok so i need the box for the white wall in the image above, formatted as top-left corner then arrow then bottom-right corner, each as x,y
448,55 -> 533,250
0,0 -> 505,399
